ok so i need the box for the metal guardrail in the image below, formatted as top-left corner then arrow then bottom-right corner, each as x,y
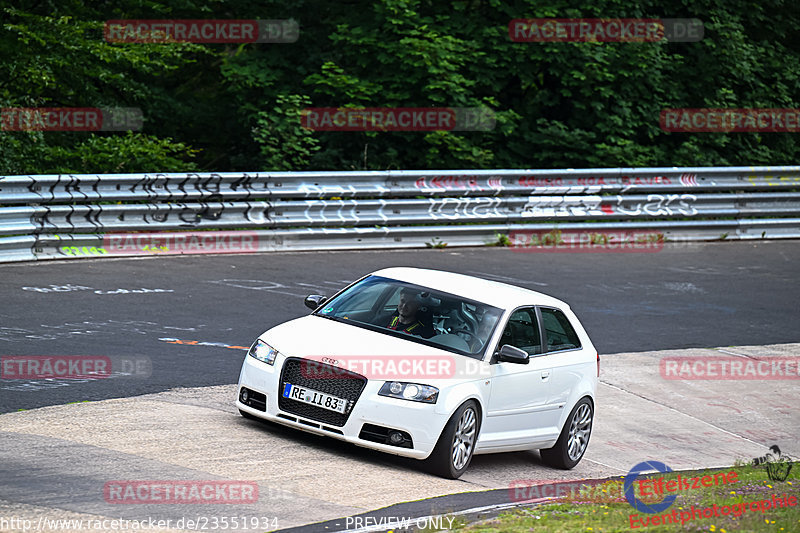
1,166 -> 798,262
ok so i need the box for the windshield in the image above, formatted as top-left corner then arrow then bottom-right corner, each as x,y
315,275 -> 503,358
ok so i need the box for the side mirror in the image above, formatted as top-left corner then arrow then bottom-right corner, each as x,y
497,344 -> 529,364
304,294 -> 328,311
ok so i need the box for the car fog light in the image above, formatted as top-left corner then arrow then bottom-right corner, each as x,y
389,381 -> 403,394
241,389 -> 249,402
389,431 -> 404,444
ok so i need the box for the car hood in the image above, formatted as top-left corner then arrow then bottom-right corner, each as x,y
262,315 -> 457,358
260,315 -> 486,385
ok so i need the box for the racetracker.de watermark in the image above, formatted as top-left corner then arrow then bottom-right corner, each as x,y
1,108 -> 142,132
661,108 -> 800,132
508,18 -> 703,42
509,229 -> 666,253
509,478 -> 629,503
299,355 -> 490,380
104,481 -> 258,504
1,355 -> 152,379
1,516 -> 278,532
660,356 -> 800,380
104,19 -> 298,43
2,356 -> 109,379
103,231 -> 259,256
300,107 -> 495,131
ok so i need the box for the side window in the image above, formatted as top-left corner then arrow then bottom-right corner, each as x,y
541,308 -> 581,352
499,308 -> 542,355
383,286 -> 410,312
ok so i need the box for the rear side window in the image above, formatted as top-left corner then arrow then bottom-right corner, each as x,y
499,308 -> 542,355
541,308 -> 581,352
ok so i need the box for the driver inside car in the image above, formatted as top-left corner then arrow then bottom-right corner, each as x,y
386,288 -> 434,338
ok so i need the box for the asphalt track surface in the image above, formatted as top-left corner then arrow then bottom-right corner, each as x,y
2,240 -> 800,414
2,343 -> 798,532
1,242 -> 800,533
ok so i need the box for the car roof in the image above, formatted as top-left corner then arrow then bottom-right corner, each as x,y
370,267 -> 569,311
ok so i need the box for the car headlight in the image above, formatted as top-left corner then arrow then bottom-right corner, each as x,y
248,339 -> 278,365
379,381 -> 439,404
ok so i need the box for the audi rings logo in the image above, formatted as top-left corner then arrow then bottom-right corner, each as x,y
624,461 -> 676,514
321,357 -> 339,367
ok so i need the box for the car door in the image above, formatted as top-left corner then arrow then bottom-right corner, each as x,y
480,307 -> 559,450
538,306 -> 590,414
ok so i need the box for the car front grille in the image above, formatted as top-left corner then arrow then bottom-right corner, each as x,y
277,357 -> 367,427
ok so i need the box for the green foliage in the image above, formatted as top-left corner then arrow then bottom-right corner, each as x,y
425,237 -> 448,248
2,0 -> 799,173
43,133 -> 198,173
490,233 -> 512,247
252,94 -> 320,170
0,2 -> 213,174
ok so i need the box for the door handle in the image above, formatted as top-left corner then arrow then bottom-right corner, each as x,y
541,371 -> 550,380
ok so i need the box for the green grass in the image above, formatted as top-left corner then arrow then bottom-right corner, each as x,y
425,237 -> 448,249
457,464 -> 799,533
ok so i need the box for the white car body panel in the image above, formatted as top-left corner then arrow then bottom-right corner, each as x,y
236,267 -> 598,466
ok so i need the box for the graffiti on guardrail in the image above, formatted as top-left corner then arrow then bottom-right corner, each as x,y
26,202 -> 271,233
128,174 -> 167,194
428,197 -> 505,219
614,194 -> 698,216
747,174 -> 800,187
177,198 -> 225,226
414,176 -> 504,193
58,245 -> 107,256
230,173 -> 260,192
518,193 -> 698,217
517,175 -> 674,187
126,173 -> 264,195
3,167 -> 800,263
521,196 -> 607,217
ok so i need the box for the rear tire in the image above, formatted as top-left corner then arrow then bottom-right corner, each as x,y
540,397 -> 593,469
425,400 -> 480,479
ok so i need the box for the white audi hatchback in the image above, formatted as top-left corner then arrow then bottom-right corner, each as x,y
236,267 -> 598,478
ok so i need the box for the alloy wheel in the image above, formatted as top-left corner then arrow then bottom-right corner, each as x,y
451,406 -> 477,470
567,403 -> 592,461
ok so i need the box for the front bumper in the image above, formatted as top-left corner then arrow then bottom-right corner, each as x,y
236,354 -> 449,460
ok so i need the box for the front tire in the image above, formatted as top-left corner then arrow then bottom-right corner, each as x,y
540,397 -> 593,469
425,400 -> 480,479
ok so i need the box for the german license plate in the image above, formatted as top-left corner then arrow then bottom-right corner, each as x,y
282,383 -> 347,414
